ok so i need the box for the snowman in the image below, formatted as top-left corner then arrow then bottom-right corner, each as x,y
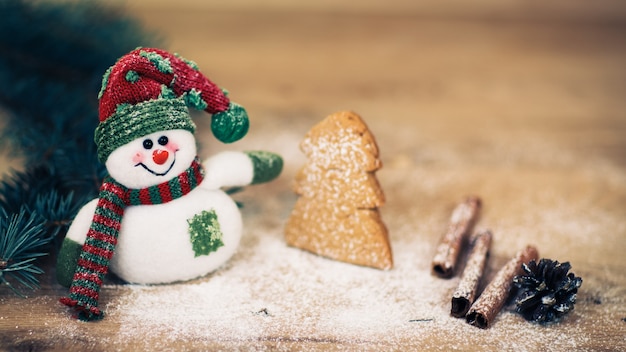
57,48 -> 282,321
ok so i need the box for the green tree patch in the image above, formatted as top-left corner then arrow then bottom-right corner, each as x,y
187,210 -> 224,257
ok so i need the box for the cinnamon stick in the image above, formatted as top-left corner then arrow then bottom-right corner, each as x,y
432,196 -> 481,278
466,245 -> 539,329
451,229 -> 492,318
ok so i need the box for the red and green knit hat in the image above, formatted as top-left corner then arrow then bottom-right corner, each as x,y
95,47 -> 249,163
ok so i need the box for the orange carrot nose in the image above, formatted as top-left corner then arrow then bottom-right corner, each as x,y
152,149 -> 169,165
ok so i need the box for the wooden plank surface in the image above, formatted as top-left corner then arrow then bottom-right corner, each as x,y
1,2 -> 626,351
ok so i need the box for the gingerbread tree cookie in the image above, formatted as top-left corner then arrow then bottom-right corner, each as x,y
285,111 -> 393,270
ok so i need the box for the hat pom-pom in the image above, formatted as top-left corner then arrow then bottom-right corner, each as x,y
211,102 -> 249,143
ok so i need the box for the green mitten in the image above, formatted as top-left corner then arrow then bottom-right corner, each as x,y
245,151 -> 283,185
56,238 -> 83,287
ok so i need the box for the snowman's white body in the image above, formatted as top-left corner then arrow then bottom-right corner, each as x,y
68,187 -> 242,284
65,129 -> 255,284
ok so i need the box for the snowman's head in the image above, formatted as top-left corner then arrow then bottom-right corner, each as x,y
106,129 -> 196,189
95,48 -> 250,186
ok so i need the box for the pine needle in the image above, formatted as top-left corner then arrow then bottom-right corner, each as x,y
0,207 -> 52,295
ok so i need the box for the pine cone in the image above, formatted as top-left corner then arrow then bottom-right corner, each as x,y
513,259 -> 582,323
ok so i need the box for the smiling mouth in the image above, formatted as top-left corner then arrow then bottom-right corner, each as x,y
135,159 -> 176,176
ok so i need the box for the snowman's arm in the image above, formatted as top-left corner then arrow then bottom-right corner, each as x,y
201,151 -> 283,190
56,199 -> 98,287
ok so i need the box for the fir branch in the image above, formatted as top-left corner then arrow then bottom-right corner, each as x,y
34,190 -> 85,247
0,0 -> 158,295
0,165 -> 62,214
0,0 -> 159,166
0,207 -> 52,296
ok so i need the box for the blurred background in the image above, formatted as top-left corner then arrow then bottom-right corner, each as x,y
128,0 -> 626,166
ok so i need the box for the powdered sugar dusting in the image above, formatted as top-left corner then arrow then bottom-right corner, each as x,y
110,230 -> 446,345
91,185 -> 614,351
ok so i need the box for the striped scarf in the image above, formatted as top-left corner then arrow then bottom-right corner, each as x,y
60,158 -> 204,321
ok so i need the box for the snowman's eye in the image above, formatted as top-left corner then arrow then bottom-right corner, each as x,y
143,139 -> 153,150
158,136 -> 168,146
